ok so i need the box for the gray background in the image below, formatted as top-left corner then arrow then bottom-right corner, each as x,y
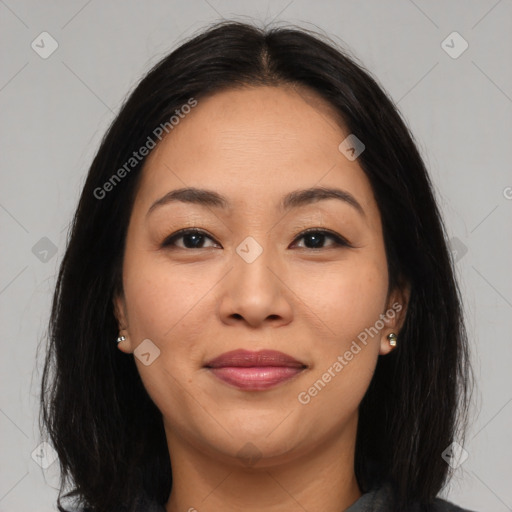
1,1 -> 511,510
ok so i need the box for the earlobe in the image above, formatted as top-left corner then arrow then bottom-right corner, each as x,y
379,332 -> 399,356
113,294 -> 134,354
379,332 -> 398,355
116,329 -> 134,354
379,280 -> 411,355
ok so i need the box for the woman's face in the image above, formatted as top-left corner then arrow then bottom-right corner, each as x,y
115,85 -> 407,467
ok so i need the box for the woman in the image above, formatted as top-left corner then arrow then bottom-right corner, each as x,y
40,20 -> 474,512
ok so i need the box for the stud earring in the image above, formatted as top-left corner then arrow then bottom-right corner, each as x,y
387,333 -> 397,347
116,335 -> 126,344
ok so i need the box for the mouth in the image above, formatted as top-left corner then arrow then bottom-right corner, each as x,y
204,349 -> 307,391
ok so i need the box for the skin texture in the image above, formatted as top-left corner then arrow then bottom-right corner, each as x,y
114,85 -> 409,512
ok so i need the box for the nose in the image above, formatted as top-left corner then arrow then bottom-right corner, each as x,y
218,237 -> 293,329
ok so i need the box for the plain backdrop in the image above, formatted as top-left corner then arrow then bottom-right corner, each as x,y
1,1 -> 511,510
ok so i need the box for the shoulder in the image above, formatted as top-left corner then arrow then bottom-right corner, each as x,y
429,496 -> 477,512
133,493 -> 166,512
346,485 -> 478,512
65,494 -> 166,512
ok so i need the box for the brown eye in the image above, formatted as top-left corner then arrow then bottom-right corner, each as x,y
162,229 -> 219,249
161,228 -> 351,251
292,229 -> 351,250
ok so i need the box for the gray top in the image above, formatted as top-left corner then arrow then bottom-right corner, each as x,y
345,485 -> 475,511
131,485 -> 476,511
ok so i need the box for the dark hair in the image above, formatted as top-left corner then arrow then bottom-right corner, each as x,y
40,19 -> 472,512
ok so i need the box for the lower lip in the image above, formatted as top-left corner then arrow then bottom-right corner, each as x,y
208,366 -> 304,390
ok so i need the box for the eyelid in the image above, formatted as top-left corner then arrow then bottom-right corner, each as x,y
161,227 -> 352,249
161,228 -> 219,247
291,227 -> 352,248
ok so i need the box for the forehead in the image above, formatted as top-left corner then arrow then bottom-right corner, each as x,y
135,85 -> 378,221
153,85 -> 347,161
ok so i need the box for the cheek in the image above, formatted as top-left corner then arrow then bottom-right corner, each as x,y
122,250 -> 212,342
291,253 -> 388,420
292,255 -> 389,344
121,248 -> 224,398
293,263 -> 387,418
120,253 -> 210,416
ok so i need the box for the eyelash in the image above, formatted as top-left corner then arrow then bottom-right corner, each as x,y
161,228 -> 352,250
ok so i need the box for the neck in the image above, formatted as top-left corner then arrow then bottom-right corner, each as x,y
164,415 -> 361,512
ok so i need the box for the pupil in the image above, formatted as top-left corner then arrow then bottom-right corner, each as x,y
184,233 -> 203,248
305,233 -> 324,248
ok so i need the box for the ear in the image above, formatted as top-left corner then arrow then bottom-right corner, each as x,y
113,292 -> 135,354
379,279 -> 411,356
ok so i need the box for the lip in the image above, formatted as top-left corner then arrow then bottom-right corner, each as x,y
204,349 -> 307,391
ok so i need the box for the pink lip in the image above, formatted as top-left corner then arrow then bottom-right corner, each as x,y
204,349 -> 306,391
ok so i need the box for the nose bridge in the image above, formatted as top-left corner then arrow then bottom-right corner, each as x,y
219,232 -> 290,326
232,233 -> 277,292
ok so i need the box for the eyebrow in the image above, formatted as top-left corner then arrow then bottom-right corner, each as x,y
147,186 -> 365,217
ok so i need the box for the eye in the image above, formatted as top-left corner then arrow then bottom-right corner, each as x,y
161,229 -> 220,249
291,229 -> 351,250
161,228 -> 351,250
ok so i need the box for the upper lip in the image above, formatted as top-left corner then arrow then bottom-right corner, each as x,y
204,349 -> 306,369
